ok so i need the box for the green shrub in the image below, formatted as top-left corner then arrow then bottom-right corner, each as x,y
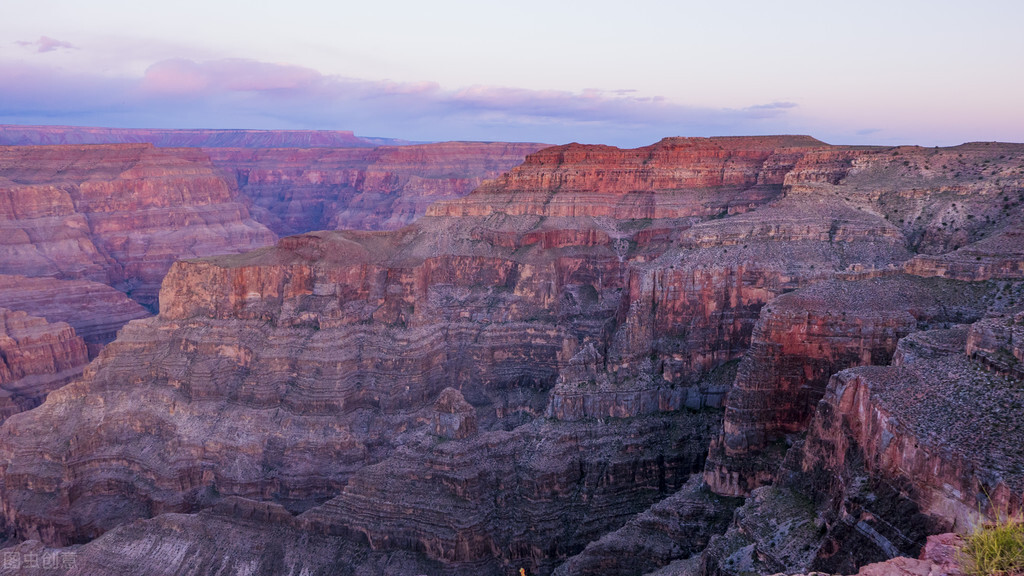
959,515 -> 1024,576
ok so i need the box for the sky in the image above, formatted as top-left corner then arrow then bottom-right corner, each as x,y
1,0 -> 1022,147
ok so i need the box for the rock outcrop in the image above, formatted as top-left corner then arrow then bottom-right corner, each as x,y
701,314 -> 1023,576
705,275 -> 990,497
803,324 -> 1024,529
966,311 -> 1024,378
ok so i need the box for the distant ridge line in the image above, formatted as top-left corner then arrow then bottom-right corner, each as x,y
0,125 -> 420,148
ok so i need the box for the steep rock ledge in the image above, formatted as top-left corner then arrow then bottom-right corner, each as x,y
803,325 -> 1024,529
704,276 -> 988,497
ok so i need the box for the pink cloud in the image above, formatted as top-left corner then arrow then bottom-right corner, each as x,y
130,58 -> 801,130
15,36 -> 76,53
140,59 -> 323,96
139,59 -> 212,95
0,57 -> 806,146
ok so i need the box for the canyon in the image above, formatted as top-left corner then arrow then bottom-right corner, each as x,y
0,130 -> 1021,576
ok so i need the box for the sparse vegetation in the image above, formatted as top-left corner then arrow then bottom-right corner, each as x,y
958,515 -> 1024,576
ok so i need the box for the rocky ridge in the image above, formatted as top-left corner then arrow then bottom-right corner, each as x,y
0,125 -> 407,148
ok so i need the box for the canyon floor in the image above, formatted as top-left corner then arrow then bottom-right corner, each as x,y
0,126 -> 1021,575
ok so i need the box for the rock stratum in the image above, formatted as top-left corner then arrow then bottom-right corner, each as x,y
0,135 -> 1022,576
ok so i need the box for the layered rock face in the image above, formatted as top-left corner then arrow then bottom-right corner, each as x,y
0,308 -> 88,420
0,136 -> 538,425
552,476 -> 741,576
740,320 -> 1024,575
701,300 -> 1021,575
0,144 -> 276,308
0,275 -> 147,423
205,142 -> 548,235
426,136 -> 825,220
0,136 -> 1022,576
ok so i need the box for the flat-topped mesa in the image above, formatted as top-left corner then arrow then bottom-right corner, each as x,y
157,230 -> 540,328
0,143 -> 276,309
0,308 -> 89,420
206,141 -> 547,235
425,136 -> 830,220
